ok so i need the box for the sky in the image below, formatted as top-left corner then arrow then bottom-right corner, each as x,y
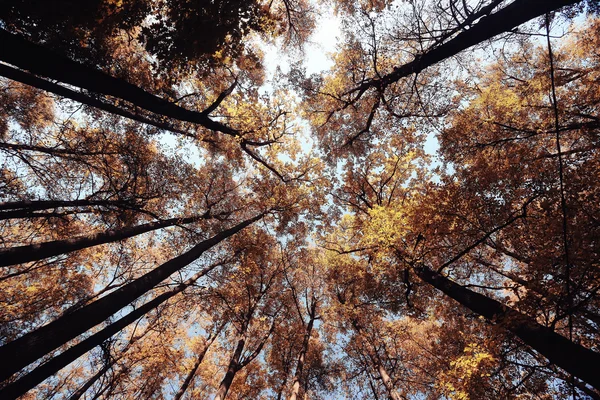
156,8 -> 343,172
263,6 -> 341,77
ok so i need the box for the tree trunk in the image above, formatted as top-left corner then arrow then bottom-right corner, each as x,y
0,64 -> 196,138
173,329 -> 221,400
0,213 -> 263,383
0,198 -> 135,212
0,30 -> 237,136
0,215 -> 206,267
0,141 -> 116,158
355,0 -> 580,91
0,263 -> 216,399
68,360 -> 114,400
414,265 -> 600,391
0,198 -> 140,221
350,319 -> 402,400
0,197 -> 145,221
213,337 -> 245,400
289,302 -> 316,400
68,327 -> 153,400
0,208 -> 94,221
377,363 -> 401,400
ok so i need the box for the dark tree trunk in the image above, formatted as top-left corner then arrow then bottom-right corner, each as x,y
68,360 -> 115,400
0,208 -> 94,221
213,337 -> 245,400
0,198 -> 135,212
173,328 -> 221,400
289,302 -> 316,400
354,0 -> 580,91
0,215 -> 206,267
0,141 -> 115,157
0,64 -> 195,138
0,261 -> 220,399
0,213 -> 263,383
0,30 -> 237,136
414,265 -> 600,391
0,198 -> 137,220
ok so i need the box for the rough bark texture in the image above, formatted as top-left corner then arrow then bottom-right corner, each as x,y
0,213 -> 263,382
414,265 -> 600,391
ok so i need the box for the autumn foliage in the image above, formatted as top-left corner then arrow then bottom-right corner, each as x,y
1,1 -> 600,399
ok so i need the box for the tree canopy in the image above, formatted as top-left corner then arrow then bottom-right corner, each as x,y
1,0 -> 600,399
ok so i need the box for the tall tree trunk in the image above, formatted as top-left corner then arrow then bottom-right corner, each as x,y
350,319 -> 402,400
413,265 -> 600,391
0,214 -> 206,267
289,302 -> 316,400
376,362 -> 401,400
0,64 -> 195,138
0,2 -> 578,133
0,263 -> 217,399
0,208 -> 94,221
0,198 -> 135,212
213,336 -> 245,400
0,213 -> 263,383
0,30 -> 237,136
0,141 -> 116,158
68,359 -> 115,400
0,198 -> 140,221
173,327 -> 222,400
68,327 -> 153,400
354,0 -> 580,92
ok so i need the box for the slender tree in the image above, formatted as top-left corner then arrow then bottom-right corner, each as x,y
0,256 -> 232,399
0,212 -> 264,382
0,214 -> 215,267
173,323 -> 224,400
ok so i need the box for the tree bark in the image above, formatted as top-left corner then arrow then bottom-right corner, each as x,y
377,363 -> 402,400
213,337 -> 245,400
0,213 -> 263,383
0,30 -> 238,136
349,319 -> 401,400
0,64 -> 197,138
0,198 -> 137,220
0,198 -> 135,212
414,265 -> 600,391
353,0 -> 580,92
0,214 -> 206,267
289,302 -> 316,400
173,328 -> 222,400
0,261 -> 218,399
0,208 -> 94,221
0,141 -> 117,158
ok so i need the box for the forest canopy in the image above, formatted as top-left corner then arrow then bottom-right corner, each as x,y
1,0 -> 600,399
